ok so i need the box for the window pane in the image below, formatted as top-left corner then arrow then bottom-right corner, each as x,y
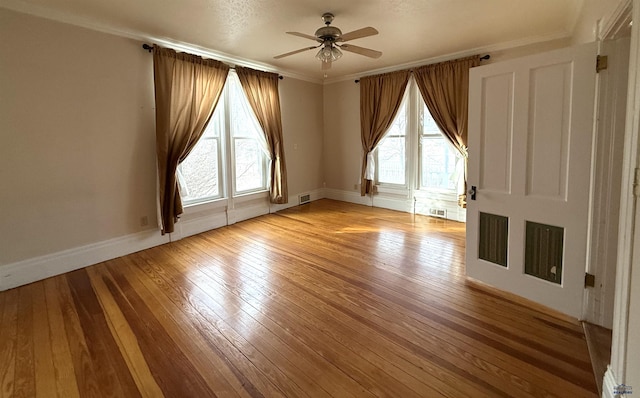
235,138 -> 264,192
376,95 -> 408,186
387,103 -> 407,137
377,136 -> 406,185
228,72 -> 268,194
422,104 -> 441,134
420,136 -> 460,190
180,138 -> 220,202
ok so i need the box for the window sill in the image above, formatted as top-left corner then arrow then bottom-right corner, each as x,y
234,190 -> 269,204
183,197 -> 228,214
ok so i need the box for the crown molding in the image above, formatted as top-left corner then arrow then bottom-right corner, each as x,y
0,0 -> 323,84
322,30 -> 571,85
0,0 -> 572,86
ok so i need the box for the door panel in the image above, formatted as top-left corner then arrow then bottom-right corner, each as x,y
466,43 -> 597,318
527,62 -> 572,199
480,72 -> 514,194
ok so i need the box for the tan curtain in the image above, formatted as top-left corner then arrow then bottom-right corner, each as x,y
153,45 -> 229,234
359,70 -> 411,196
413,55 -> 480,207
236,66 -> 288,204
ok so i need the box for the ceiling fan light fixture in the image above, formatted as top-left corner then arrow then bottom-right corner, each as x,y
315,44 -> 342,62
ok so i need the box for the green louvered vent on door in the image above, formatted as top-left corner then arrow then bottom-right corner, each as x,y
525,221 -> 564,284
478,212 -> 508,267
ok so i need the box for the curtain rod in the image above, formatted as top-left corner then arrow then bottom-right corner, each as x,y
354,54 -> 490,83
142,44 -> 284,80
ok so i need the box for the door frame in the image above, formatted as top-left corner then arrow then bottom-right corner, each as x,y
603,0 -> 640,393
584,9 -> 632,328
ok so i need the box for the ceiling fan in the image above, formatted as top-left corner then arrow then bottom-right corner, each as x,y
274,13 -> 382,70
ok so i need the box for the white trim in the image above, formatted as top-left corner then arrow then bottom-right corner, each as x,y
584,34 -> 631,327
324,188 -> 465,222
170,211 -> 228,241
599,0 -> 633,41
0,229 -> 169,291
372,195 -> 413,213
610,0 -> 640,383
602,366 -> 619,398
228,202 -> 270,225
269,188 -> 325,213
324,188 -> 373,207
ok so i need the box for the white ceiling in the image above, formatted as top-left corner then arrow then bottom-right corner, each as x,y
1,0 -> 585,82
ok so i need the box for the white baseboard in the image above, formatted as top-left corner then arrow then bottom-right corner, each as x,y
270,188 -> 326,213
325,188 -> 466,222
171,211 -> 228,241
373,195 -> 413,213
602,366 -> 624,398
0,229 -> 169,291
324,188 -> 373,206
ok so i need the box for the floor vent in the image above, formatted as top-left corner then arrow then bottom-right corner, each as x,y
429,208 -> 447,218
299,193 -> 311,205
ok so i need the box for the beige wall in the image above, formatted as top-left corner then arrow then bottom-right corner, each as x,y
280,78 -> 324,196
0,9 -> 158,265
322,80 -> 362,193
0,8 -> 324,266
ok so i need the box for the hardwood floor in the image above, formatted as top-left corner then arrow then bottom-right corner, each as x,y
0,199 -> 598,397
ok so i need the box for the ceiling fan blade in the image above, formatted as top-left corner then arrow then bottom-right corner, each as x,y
286,31 -> 320,41
338,27 -> 378,42
322,60 -> 332,70
340,44 -> 382,59
274,46 -> 319,59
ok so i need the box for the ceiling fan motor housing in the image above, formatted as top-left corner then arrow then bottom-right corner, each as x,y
315,26 -> 342,41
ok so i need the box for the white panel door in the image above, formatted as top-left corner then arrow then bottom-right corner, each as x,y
466,43 -> 597,318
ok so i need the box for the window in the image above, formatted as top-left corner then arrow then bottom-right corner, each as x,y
179,71 -> 269,205
375,79 -> 463,194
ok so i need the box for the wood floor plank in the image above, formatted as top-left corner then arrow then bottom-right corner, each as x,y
55,274 -> 103,396
107,256 -> 275,397
0,289 -> 18,398
85,266 -> 164,398
31,283 -> 57,398
42,278 -> 80,398
0,199 -> 599,397
65,269 -> 141,398
97,263 -> 223,398
14,284 -> 36,398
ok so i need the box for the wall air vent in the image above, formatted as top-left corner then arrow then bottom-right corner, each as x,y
299,193 -> 311,205
429,208 -> 447,218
